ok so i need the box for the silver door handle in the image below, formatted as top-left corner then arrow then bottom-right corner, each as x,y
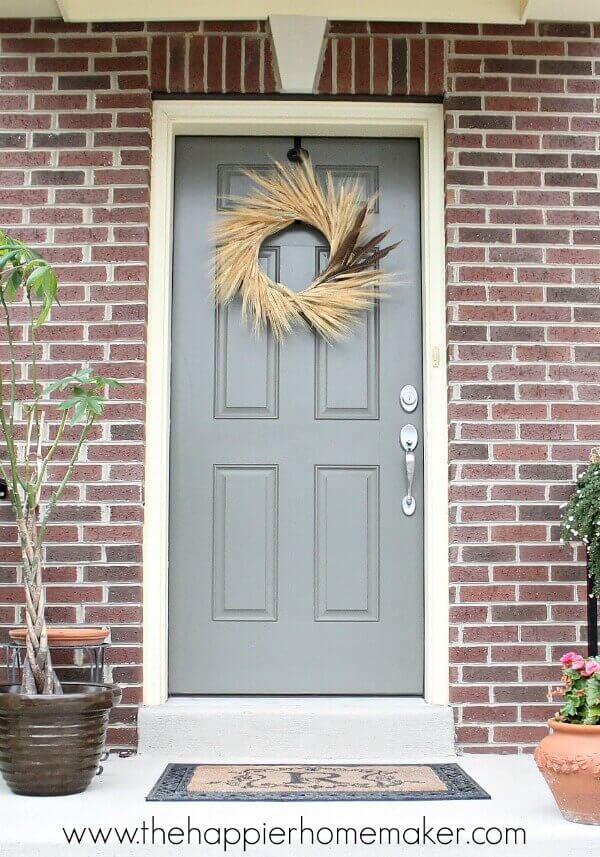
400,424 -> 418,517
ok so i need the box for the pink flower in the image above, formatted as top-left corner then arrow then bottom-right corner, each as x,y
560,652 -> 586,671
582,660 -> 600,677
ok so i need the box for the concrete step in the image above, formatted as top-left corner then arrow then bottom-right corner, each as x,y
138,697 -> 456,761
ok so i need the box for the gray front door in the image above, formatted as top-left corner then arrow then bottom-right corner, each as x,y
169,136 -> 424,695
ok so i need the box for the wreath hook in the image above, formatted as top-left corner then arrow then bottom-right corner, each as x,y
287,136 -> 310,164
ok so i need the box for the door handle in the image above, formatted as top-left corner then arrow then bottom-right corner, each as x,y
400,424 -> 418,517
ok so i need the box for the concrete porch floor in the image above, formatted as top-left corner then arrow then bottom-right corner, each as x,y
0,754 -> 597,856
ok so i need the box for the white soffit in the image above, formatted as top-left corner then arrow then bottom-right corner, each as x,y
523,0 -> 600,20
58,0 -> 520,21
0,0 -> 598,23
1,0 -> 61,15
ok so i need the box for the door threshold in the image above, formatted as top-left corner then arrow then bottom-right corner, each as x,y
167,694 -> 428,700
138,696 -> 455,761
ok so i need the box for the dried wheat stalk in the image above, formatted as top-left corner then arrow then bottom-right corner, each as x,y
213,157 -> 399,340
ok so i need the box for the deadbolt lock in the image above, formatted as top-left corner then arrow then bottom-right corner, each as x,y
399,384 -> 418,413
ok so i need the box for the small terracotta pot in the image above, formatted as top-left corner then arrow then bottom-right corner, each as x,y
535,718 -> 600,825
8,626 -> 109,647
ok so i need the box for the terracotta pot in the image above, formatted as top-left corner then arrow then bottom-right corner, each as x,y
0,682 -> 121,796
8,626 -> 109,647
535,718 -> 600,825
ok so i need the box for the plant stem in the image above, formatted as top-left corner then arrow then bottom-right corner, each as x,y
0,368 -> 23,516
36,418 -> 92,548
588,568 -> 599,658
26,293 -> 41,445
34,409 -> 67,502
0,291 -> 17,436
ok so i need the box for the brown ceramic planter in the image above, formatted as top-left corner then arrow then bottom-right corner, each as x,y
535,718 -> 600,825
0,682 -> 121,797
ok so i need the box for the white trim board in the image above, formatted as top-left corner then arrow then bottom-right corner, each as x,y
144,99 -> 449,707
11,0 -> 600,23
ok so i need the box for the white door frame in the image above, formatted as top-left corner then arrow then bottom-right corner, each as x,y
144,98 -> 449,706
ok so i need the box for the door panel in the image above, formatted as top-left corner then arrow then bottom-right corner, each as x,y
214,250 -> 280,419
315,165 -> 379,207
314,465 -> 379,622
169,136 -> 424,694
212,465 -> 278,622
315,248 -> 380,420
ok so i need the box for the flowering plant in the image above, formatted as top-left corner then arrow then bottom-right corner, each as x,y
561,448 -> 600,596
552,652 -> 600,725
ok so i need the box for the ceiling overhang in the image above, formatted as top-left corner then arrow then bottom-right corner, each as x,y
1,0 -> 599,22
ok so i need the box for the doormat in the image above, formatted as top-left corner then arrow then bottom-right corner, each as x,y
147,764 -> 490,802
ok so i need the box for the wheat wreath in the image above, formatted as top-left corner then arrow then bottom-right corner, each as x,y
213,157 -> 399,340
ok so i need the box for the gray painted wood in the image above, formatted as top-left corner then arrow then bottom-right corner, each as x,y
169,137 -> 424,694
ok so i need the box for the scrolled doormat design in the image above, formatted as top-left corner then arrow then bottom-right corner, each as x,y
147,763 -> 490,802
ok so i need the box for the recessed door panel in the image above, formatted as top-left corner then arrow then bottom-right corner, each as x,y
315,466 -> 379,621
214,248 -> 279,419
314,247 -> 380,419
217,164 -> 272,210
212,465 -> 278,621
315,165 -> 379,210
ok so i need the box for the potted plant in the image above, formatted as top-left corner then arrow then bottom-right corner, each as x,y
534,454 -> 600,823
561,447 -> 600,602
535,653 -> 600,824
0,232 -> 121,796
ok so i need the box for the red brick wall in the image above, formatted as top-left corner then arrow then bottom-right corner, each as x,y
0,18 -> 598,751
444,21 -> 600,751
0,17 -> 150,748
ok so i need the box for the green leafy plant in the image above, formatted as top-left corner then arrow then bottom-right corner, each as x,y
552,653 -> 600,725
561,449 -> 600,596
0,232 -> 119,695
